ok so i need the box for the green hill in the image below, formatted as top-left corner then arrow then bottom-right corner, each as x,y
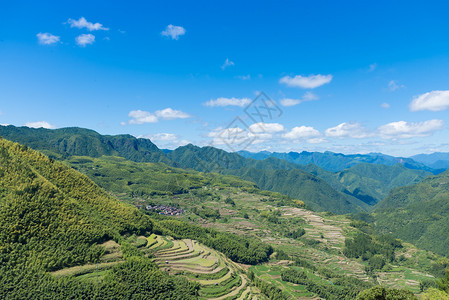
373,169 -> 449,256
0,125 -> 170,164
0,136 -> 202,299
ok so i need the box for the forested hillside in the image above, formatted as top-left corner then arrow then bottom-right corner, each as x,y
301,163 -> 431,205
373,170 -> 449,257
0,136 -> 203,298
0,125 -> 170,164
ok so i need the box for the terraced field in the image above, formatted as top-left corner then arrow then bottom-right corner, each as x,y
148,234 -> 261,299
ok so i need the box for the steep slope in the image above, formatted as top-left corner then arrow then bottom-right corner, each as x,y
0,125 -> 170,164
373,169 -> 449,256
0,137 -> 198,299
238,150 -> 441,174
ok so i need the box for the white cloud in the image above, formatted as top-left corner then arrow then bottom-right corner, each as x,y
279,92 -> 319,107
140,133 -> 190,149
325,122 -> 370,139
204,97 -> 251,107
161,24 -> 186,40
279,98 -> 300,107
128,110 -> 158,124
221,58 -> 235,70
76,34 -> 95,47
1,123 -> 10,126
381,102 -> 390,109
283,126 -> 321,139
145,133 -> 178,142
378,119 -> 444,139
388,80 -> 405,91
279,74 -> 333,89
155,108 -> 190,120
24,121 -> 55,129
409,90 -> 449,112
368,63 -> 377,72
209,127 -> 250,145
128,108 -> 190,124
67,17 -> 109,31
36,32 -> 60,45
249,122 -> 284,133
307,138 -> 328,144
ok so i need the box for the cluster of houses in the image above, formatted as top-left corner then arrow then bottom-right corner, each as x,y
138,204 -> 184,216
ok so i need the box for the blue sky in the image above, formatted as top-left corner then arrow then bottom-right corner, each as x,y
1,0 -> 449,156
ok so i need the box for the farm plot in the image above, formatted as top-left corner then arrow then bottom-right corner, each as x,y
149,235 -> 260,299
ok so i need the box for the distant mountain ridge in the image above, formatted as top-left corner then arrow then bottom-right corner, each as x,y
238,150 -> 443,174
0,125 -> 437,214
411,152 -> 449,169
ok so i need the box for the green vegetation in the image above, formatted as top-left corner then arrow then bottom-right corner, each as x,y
373,169 -> 449,256
302,163 -> 431,205
356,286 -> 417,299
0,137 -> 198,299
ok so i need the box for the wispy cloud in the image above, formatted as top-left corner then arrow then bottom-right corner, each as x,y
36,32 -> 60,45
378,119 -> 444,139
279,92 -> 319,107
409,90 -> 449,112
76,34 -> 95,47
381,102 -> 390,109
221,58 -> 235,70
161,25 -> 186,40
24,121 -> 55,129
279,74 -> 333,89
128,108 -> 190,124
388,80 -> 405,91
67,17 -> 109,31
325,122 -> 370,139
204,97 -> 251,107
155,108 -> 190,120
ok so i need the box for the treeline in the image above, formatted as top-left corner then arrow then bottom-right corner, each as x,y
154,219 -> 273,265
343,230 -> 402,271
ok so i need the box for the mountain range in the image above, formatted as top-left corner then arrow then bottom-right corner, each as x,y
0,125 -> 444,215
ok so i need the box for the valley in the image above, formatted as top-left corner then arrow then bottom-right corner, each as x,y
1,130 -> 449,299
